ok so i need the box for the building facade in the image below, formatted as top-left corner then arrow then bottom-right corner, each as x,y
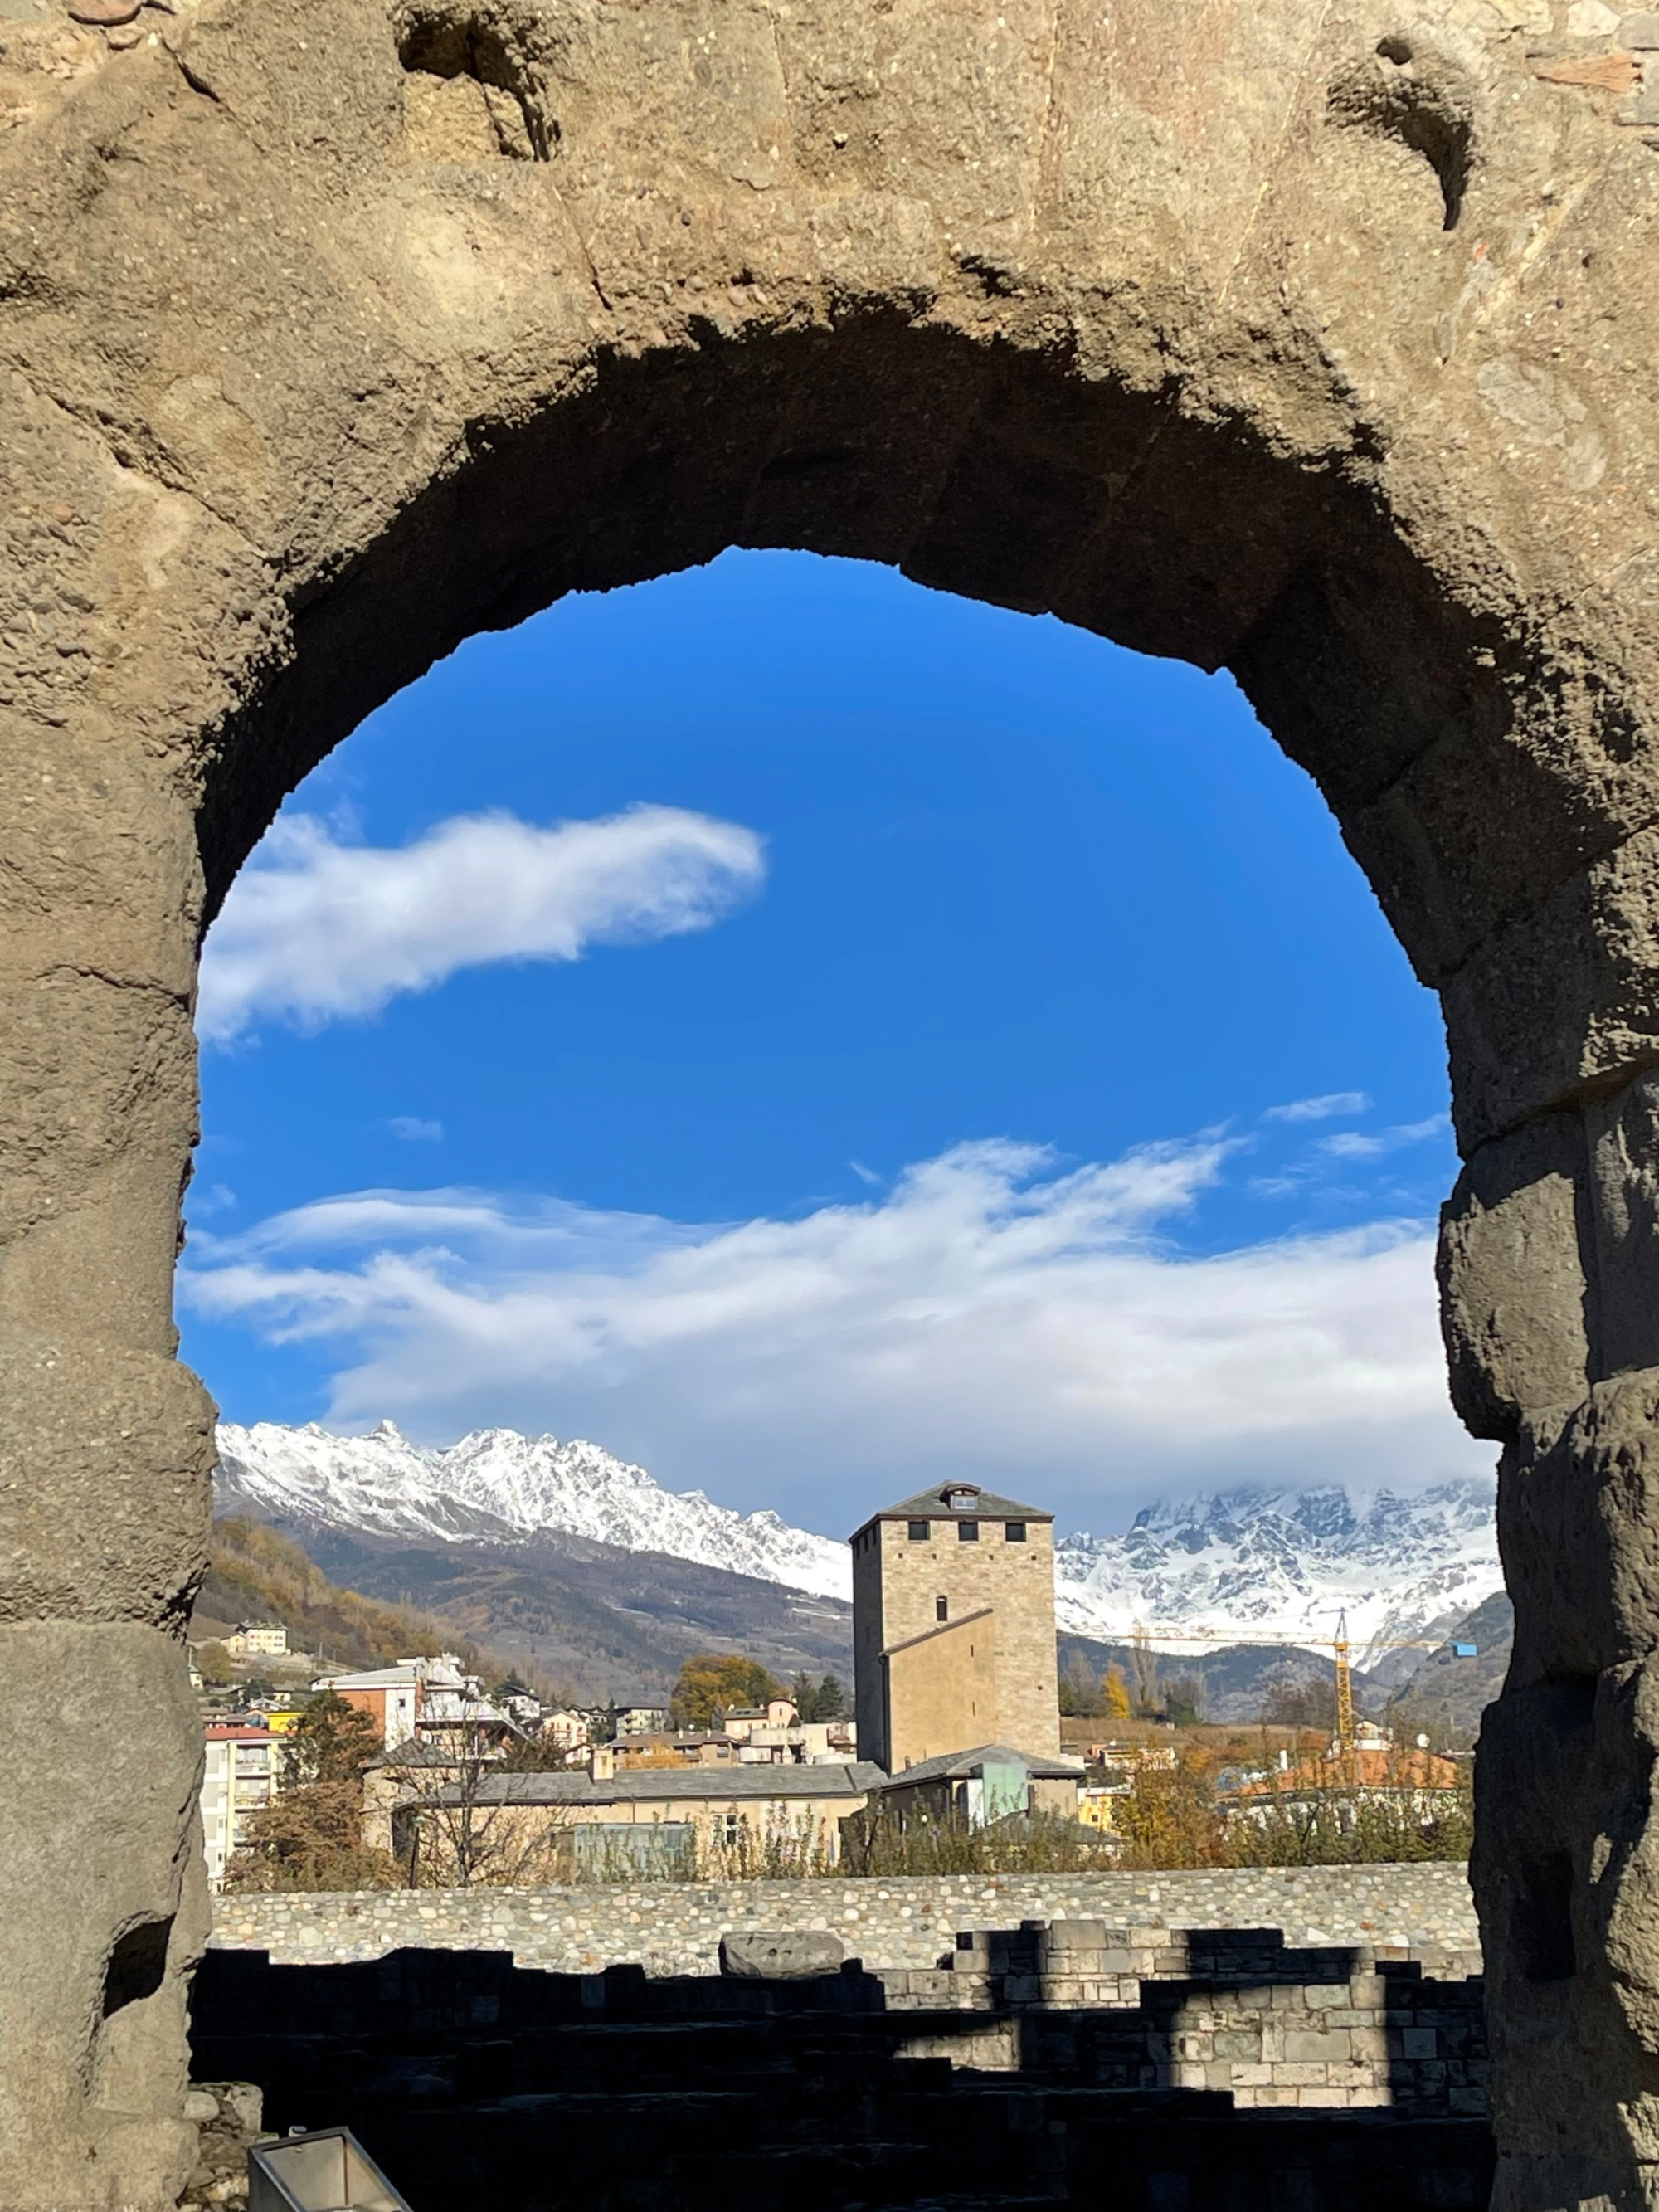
850,1481 -> 1061,1772
327,1654 -> 513,1749
201,1725 -> 276,1888
224,1623 -> 289,1659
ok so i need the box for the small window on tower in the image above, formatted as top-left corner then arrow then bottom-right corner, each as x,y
1005,1521 -> 1027,1542
936,1595 -> 949,1622
907,1519 -> 930,1542
957,1519 -> 980,1542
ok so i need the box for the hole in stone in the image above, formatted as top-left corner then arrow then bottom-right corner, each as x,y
103,1916 -> 173,2017
1515,1854 -> 1575,1981
395,10 -> 552,161
1329,42 -> 1475,231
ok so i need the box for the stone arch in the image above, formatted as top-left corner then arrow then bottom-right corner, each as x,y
2,0 -> 1658,2204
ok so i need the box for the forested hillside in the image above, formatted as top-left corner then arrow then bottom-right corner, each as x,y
197,1518 -> 514,1684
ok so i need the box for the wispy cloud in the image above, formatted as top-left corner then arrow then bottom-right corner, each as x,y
197,805 -> 766,1043
1262,1091 -> 1372,1124
387,1117 -> 444,1143
182,1131 -> 1488,1528
1318,1116 -> 1447,1161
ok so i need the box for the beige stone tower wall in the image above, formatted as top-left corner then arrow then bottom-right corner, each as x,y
884,1611 -> 1000,1770
854,1508 -> 1062,1767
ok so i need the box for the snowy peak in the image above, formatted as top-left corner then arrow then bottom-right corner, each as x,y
1055,1479 -> 1501,1654
215,1424 -> 1502,1654
213,1420 -> 854,1602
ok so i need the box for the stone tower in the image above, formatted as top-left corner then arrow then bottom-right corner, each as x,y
850,1482 -> 1059,1774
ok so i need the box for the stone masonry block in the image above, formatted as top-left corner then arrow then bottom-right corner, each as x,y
1283,2031 -> 1353,2063
1214,2030 -> 1263,2058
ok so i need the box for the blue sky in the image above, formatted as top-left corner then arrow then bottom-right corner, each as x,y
181,550 -> 1491,1536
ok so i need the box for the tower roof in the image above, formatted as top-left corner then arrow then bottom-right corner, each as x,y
849,1481 -> 1052,1542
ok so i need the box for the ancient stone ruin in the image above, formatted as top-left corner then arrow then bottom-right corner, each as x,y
186,1926 -> 1497,2210
3,0 -> 1659,2203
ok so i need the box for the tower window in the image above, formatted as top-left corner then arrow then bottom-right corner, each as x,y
957,1519 -> 980,1542
907,1519 -> 930,1542
1005,1521 -> 1027,1542
936,1596 -> 949,1622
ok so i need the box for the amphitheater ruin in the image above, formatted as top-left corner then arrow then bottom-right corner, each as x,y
3,0 -> 1659,2202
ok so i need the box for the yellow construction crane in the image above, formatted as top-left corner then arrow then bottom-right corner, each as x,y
1126,1613 -> 1479,1751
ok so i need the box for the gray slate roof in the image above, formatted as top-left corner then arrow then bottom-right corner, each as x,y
875,1744 -> 1086,1788
859,1484 -> 1052,1527
420,1761 -> 888,1809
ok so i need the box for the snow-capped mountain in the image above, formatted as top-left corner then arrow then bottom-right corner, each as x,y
216,1423 -> 1502,1655
214,1421 -> 853,1603
1054,1482 -> 1501,1658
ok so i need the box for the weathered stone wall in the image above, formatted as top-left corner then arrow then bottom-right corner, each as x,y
886,1920 -> 1487,2116
5,0 -> 1659,2199
209,1865 -> 1480,1977
190,1943 -> 1499,2212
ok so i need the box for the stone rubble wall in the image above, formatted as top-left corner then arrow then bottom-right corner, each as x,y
886,1921 -> 1486,2117
209,1864 -> 1478,1978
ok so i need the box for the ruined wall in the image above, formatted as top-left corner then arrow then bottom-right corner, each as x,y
3,0 -> 1659,2201
208,1866 -> 1481,1977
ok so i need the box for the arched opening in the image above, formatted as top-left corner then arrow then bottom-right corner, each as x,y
5,234 -> 1651,2212
185,543 -> 1467,1503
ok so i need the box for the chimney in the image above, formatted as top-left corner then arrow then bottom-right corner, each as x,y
591,1742 -> 615,1781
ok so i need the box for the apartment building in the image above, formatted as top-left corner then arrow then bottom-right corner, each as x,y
201,1725 -> 276,1888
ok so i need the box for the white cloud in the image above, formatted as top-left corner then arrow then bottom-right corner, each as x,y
388,1117 -> 444,1143
1262,1092 -> 1372,1123
1319,1116 -> 1447,1161
197,805 -> 766,1043
182,1132 -> 1490,1533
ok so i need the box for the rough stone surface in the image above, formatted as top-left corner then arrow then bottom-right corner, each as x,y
719,1926 -> 848,1978
2,0 -> 1659,2203
209,1867 -> 1481,1976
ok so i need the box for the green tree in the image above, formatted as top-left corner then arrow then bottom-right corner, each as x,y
280,1688 -> 383,1791
815,1673 -> 846,1721
197,1640 -> 233,1687
670,1653 -> 783,1729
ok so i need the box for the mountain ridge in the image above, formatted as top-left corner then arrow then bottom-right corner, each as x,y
1053,1479 -> 1501,1656
216,1424 -> 1503,1659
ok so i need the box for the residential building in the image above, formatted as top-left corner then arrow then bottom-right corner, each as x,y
540,1708 -> 591,1756
873,1745 -> 1085,1831
224,1622 -> 289,1659
721,1697 -> 801,1737
729,1716 -> 859,1765
610,1700 -> 672,1736
609,1732 -> 738,1769
850,1479 -> 1060,1772
1226,1741 -> 1463,1825
325,1654 -> 514,1749
1078,1782 -> 1129,1834
399,1761 -> 887,1873
201,1725 -> 276,1888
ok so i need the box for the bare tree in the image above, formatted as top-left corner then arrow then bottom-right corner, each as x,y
392,1723 -> 569,1888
